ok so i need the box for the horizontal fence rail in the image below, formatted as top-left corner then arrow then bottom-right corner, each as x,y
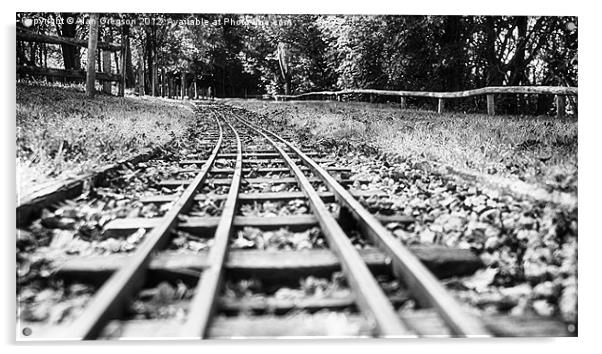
17,65 -> 122,82
274,86 -> 578,99
17,28 -> 121,52
274,86 -> 578,117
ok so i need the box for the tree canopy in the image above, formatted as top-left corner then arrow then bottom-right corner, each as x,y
17,13 -> 577,113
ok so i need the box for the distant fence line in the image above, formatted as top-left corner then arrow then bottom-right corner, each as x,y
274,86 -> 578,117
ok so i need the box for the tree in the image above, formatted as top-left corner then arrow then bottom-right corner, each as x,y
55,12 -> 81,71
16,12 -> 578,109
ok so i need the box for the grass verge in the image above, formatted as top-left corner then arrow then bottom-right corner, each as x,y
228,99 -> 578,195
16,83 -> 196,197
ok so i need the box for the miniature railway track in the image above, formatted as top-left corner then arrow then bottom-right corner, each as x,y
18,106 -> 569,340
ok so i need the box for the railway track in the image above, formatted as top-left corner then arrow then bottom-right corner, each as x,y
17,105 -> 569,340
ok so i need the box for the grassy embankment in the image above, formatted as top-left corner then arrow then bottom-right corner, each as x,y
16,83 -> 196,197
229,99 -> 578,196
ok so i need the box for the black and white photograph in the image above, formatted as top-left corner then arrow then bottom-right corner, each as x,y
12,5 -> 583,343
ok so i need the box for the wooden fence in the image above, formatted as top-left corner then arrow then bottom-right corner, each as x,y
16,15 -> 126,98
274,86 -> 578,117
17,23 -> 212,100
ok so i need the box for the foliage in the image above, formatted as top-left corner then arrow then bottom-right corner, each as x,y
17,13 -> 577,113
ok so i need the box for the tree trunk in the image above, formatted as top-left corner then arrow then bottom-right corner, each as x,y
484,17 -> 504,87
118,25 -> 128,97
137,65 -> 145,96
43,42 -> 48,67
38,43 -> 43,67
143,36 -> 149,94
277,43 -> 291,95
166,74 -> 170,98
123,25 -> 135,88
152,46 -> 158,96
144,26 -> 158,96
181,72 -> 186,99
58,12 -> 81,73
102,27 -> 113,94
507,17 -> 529,114
29,42 -> 36,68
171,74 -> 175,98
96,45 -> 102,75
114,51 -> 119,73
441,16 -> 465,92
161,68 -> 166,97
221,66 -> 226,98
507,17 -> 529,86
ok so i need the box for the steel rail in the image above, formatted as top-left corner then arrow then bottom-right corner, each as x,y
180,116 -> 243,339
234,116 -> 414,338
52,115 -> 225,340
250,118 -> 492,337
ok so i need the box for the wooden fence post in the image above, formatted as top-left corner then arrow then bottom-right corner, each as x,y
556,95 -> 566,118
437,98 -> 445,114
486,94 -> 495,115
85,13 -> 100,98
400,96 -> 406,109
